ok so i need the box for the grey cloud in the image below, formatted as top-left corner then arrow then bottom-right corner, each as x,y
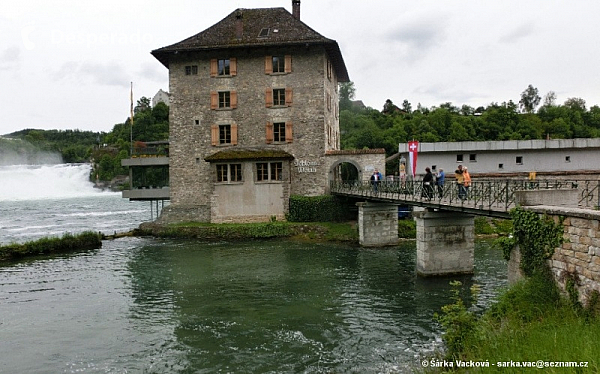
499,22 -> 535,44
52,61 -> 130,87
0,46 -> 21,71
139,62 -> 167,83
385,14 -> 449,52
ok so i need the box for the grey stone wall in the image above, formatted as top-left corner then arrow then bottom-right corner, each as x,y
518,206 -> 600,305
164,45 -> 341,222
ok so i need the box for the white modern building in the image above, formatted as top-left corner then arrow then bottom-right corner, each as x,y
399,138 -> 600,177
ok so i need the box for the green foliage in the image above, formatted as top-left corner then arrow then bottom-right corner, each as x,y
0,231 -> 102,260
474,217 -> 494,235
487,270 -> 561,323
286,195 -> 353,222
434,281 -> 480,360
339,85 -> 600,174
495,207 -> 565,277
398,220 -> 416,238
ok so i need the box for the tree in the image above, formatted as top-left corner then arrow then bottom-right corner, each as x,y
519,84 -> 541,113
134,97 -> 151,114
543,91 -> 557,107
401,99 -> 412,113
339,82 -> 356,111
564,97 -> 586,112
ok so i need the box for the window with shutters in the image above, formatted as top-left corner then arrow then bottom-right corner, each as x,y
210,58 -> 237,77
266,122 -> 293,144
211,91 -> 237,110
265,88 -> 292,108
211,124 -> 238,146
265,55 -> 292,75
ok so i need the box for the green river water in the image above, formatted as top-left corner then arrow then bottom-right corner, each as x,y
1,237 -> 507,373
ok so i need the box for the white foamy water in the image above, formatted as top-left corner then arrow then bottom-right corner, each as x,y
0,163 -> 155,243
0,163 -> 105,201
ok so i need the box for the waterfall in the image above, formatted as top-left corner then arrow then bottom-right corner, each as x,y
0,164 -> 111,201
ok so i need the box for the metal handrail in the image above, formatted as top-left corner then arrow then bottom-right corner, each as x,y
330,178 -> 600,213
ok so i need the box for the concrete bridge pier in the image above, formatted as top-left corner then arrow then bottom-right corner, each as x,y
415,210 -> 475,276
356,202 -> 399,247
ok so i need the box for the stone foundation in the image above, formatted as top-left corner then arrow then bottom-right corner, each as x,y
356,202 -> 398,247
414,210 -> 474,276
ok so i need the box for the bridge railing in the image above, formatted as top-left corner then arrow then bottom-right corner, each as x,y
330,179 -> 600,211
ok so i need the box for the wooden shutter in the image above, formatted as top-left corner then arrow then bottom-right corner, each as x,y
285,122 -> 293,143
230,91 -> 237,109
210,91 -> 218,109
265,88 -> 273,108
211,125 -> 218,146
285,88 -> 293,106
266,122 -> 274,144
284,55 -> 292,73
230,58 -> 237,76
231,124 -> 238,145
210,59 -> 218,77
265,56 -> 272,74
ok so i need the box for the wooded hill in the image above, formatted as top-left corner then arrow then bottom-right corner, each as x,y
3,84 -> 600,179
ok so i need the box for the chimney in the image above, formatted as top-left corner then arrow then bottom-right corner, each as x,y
292,0 -> 300,20
235,11 -> 243,40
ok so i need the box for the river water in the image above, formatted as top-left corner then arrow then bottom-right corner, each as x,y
0,164 -> 508,373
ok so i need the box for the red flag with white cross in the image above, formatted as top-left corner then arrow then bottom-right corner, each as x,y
408,140 -> 418,178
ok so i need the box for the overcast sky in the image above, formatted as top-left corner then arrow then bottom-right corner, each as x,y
1,0 -> 599,135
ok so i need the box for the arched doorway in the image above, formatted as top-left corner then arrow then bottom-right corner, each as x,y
330,160 -> 361,183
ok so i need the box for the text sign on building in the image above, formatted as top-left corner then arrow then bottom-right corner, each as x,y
294,159 -> 319,173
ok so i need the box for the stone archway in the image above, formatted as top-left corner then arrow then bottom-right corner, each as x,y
329,159 -> 362,183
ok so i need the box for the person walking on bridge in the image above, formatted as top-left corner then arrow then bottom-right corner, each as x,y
422,167 -> 434,200
436,168 -> 445,198
463,166 -> 472,199
455,165 -> 466,200
371,169 -> 382,193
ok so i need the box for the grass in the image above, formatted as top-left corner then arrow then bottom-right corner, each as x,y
0,231 -> 102,261
426,271 -> 600,373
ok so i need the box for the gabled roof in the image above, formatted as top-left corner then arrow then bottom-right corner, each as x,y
152,7 -> 349,82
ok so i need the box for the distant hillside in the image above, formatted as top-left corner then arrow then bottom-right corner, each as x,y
0,137 -> 62,165
2,129 -> 103,164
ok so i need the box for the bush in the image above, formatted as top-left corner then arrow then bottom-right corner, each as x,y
398,220 -> 416,238
287,195 -> 353,222
0,231 -> 102,260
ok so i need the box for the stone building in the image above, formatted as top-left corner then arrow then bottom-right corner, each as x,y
150,1 -> 357,223
152,89 -> 170,107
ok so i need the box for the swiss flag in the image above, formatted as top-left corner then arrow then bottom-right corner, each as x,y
408,140 -> 418,178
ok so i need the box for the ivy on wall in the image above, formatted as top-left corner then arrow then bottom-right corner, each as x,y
497,207 -> 565,277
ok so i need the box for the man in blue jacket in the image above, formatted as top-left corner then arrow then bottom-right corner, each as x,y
436,168 -> 445,198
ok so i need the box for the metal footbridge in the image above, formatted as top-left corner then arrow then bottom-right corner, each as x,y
330,179 -> 600,219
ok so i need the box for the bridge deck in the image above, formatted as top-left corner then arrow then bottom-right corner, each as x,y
330,179 -> 600,218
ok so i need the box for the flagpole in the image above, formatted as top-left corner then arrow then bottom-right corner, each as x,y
130,82 -> 134,156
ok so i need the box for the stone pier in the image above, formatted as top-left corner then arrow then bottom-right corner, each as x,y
415,210 -> 474,276
356,202 -> 399,247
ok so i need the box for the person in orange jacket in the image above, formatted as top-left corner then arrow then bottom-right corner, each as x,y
463,166 -> 472,199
